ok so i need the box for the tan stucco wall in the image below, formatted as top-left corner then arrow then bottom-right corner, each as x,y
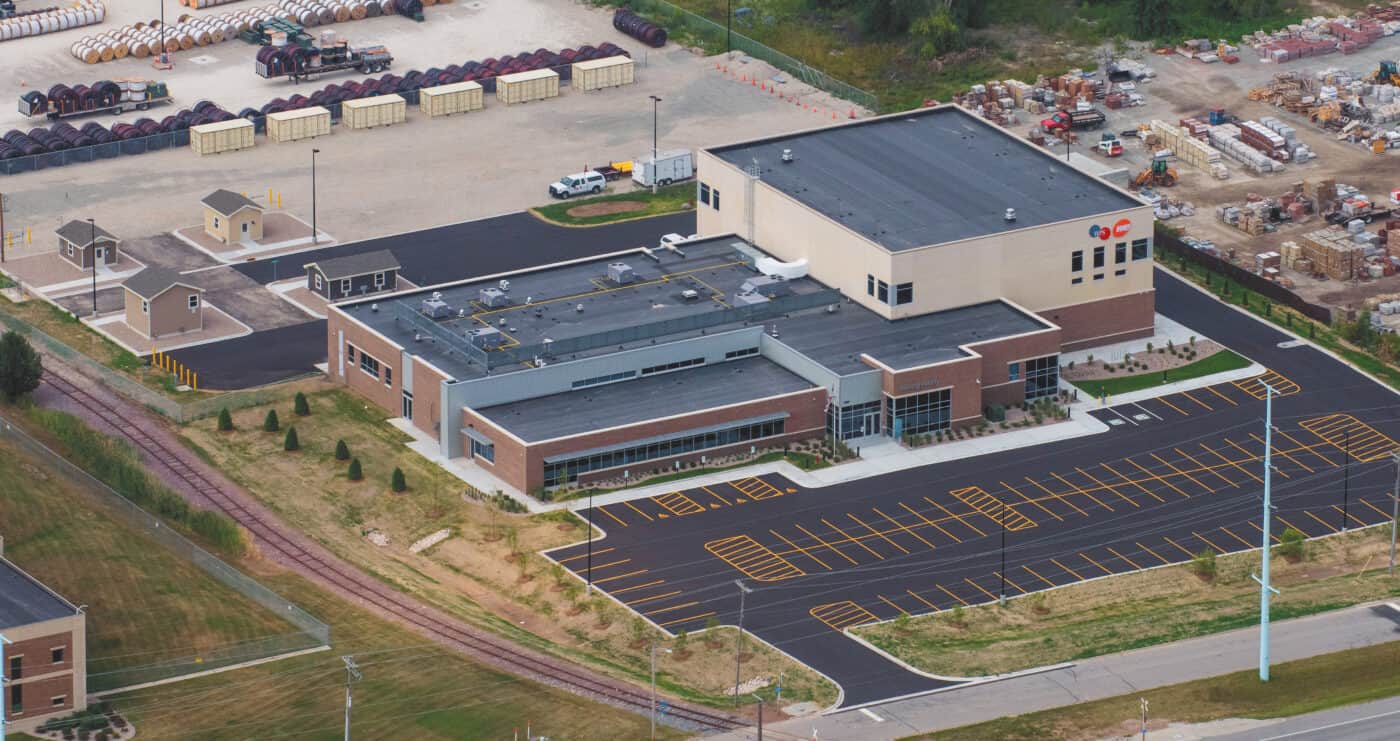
204,206 -> 263,244
147,286 -> 203,338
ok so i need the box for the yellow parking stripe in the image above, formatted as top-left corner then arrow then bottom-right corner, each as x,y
1192,531 -> 1228,554
660,611 -> 715,628
1275,516 -> 1311,538
1001,479 -> 1063,522
1105,546 -> 1142,570
701,486 -> 731,507
1331,505 -> 1368,528
1273,429 -> 1337,468
1199,443 -> 1262,484
872,507 -> 938,550
992,571 -> 1027,594
1177,448 -> 1237,489
611,579 -> 665,595
1022,564 -> 1057,587
1023,476 -> 1090,516
936,583 -> 970,606
1080,552 -> 1113,575
596,506 -> 629,527
626,590 -> 682,606
1150,452 -> 1212,495
770,528 -> 832,571
1206,386 -> 1239,406
964,578 -> 998,602
905,589 -> 940,611
1247,521 -> 1282,544
1077,466 -> 1138,508
588,558 -> 632,571
1125,457 -> 1192,499
1162,536 -> 1196,558
1220,526 -> 1254,548
594,569 -> 648,585
877,594 -> 904,614
1136,541 -> 1171,564
1179,390 -> 1212,411
848,512 -> 910,554
795,523 -> 859,565
810,601 -> 879,631
705,535 -> 805,582
1050,558 -> 1085,580
1050,471 -> 1115,512
821,517 -> 884,559
556,547 -> 613,564
925,497 -> 989,536
1156,396 -> 1190,416
1361,498 -> 1393,520
622,501 -> 654,521
1250,432 -> 1311,473
645,601 -> 701,617
1304,510 -> 1338,533
899,501 -> 963,543
654,491 -> 706,517
1100,461 -> 1165,504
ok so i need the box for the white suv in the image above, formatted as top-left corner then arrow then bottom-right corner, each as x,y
549,171 -> 606,199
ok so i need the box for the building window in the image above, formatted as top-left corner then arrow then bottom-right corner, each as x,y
542,418 -> 785,487
1093,245 -> 1105,269
339,278 -> 351,295
571,370 -> 636,389
1072,276 -> 1084,285
1071,250 -> 1083,272
1132,238 -> 1150,260
712,188 -> 720,210
1024,354 -> 1059,400
895,282 -> 913,305
140,299 -> 148,314
1094,273 -> 1105,281
827,400 -> 882,440
9,655 -> 21,680
641,357 -> 704,375
470,437 -> 495,463
884,389 -> 951,437
360,352 -> 380,378
315,274 -> 324,291
876,280 -> 889,304
1008,361 -> 1021,381
10,683 -> 20,714
724,347 -> 759,360
699,182 -> 711,206
1115,242 -> 1127,264
67,243 -> 74,257
1115,269 -> 1127,277
51,648 -> 64,664
347,344 -> 356,365
866,274 -> 875,297
374,272 -> 386,288
188,294 -> 200,310
52,695 -> 66,707
384,366 -> 392,387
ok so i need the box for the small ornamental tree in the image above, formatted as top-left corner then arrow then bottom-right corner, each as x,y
284,426 -> 299,451
391,467 -> 406,492
0,330 -> 42,402
294,391 -> 311,416
335,439 -> 350,461
263,409 -> 279,432
1278,527 -> 1306,561
347,457 -> 363,481
217,407 -> 234,432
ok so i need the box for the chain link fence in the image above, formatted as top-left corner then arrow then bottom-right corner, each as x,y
0,413 -> 329,692
616,0 -> 879,111
0,129 -> 190,177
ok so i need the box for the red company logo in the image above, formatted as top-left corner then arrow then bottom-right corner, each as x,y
1088,218 -> 1132,240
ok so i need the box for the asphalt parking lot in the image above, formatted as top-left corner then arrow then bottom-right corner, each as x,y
172,209 -> 695,388
544,268 -> 1400,709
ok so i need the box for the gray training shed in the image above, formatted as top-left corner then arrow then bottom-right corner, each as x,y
304,249 -> 400,302
56,220 -> 120,270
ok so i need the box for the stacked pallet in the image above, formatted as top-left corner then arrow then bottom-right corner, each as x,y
1150,120 -> 1226,175
1300,227 -> 1365,279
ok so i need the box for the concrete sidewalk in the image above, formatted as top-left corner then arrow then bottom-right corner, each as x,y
700,601 -> 1400,741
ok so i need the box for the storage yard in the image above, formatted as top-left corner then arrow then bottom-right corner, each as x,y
0,0 -> 854,246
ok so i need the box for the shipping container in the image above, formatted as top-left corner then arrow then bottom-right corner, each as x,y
419,80 -> 484,117
190,117 -> 254,155
266,106 -> 331,143
343,93 -> 406,129
496,68 -> 559,105
572,55 -> 635,92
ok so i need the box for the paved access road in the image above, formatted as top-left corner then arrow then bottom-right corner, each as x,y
172,210 -> 695,388
1209,693 -> 1400,740
545,268 -> 1400,708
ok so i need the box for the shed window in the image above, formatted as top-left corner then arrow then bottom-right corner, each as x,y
866,274 -> 875,296
347,344 -> 356,364
699,182 -> 711,205
340,279 -> 351,294
1008,361 -> 1021,380
374,272 -> 386,288
188,294 -> 200,310
1072,276 -> 1083,285
67,243 -> 74,257
213,216 -> 220,229
140,299 -> 149,314
315,274 -> 323,291
51,695 -> 66,707
471,437 -> 495,463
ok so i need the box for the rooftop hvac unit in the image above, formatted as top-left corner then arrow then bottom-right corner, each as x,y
681,289 -> 700,301
781,148 -> 794,163
466,326 -> 504,349
607,262 -> 636,285
499,279 -> 511,292
479,287 -> 510,308
740,274 -> 790,297
732,291 -> 771,306
420,292 -> 452,319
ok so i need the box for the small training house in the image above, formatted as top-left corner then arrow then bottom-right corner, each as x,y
304,249 -> 400,301
122,266 -> 204,339
55,220 -> 120,270
201,189 -> 264,245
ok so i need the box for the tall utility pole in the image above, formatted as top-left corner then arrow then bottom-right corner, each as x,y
648,96 -> 662,195
733,579 -> 752,707
586,488 -> 594,595
1254,383 -> 1280,682
1390,452 -> 1399,576
751,693 -> 764,741
726,0 -> 732,56
998,498 -> 1007,605
311,148 -> 321,244
649,643 -> 671,741
88,218 -> 97,316
1341,429 -> 1351,532
1,633 -> 11,741
341,655 -> 361,741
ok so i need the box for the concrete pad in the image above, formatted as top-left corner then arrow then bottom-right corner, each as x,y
174,213 -> 332,264
0,252 -> 145,296
82,302 -> 253,357
268,278 -> 329,320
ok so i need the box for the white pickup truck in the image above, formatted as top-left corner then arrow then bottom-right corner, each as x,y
548,171 -> 607,199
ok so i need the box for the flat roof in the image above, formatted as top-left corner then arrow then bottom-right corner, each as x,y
476,356 -> 813,442
0,557 -> 77,629
709,106 -> 1142,252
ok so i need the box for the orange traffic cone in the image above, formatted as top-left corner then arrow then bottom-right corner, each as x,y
742,74 -> 748,83
831,111 -> 837,119
770,86 -> 775,95
848,108 -> 856,119
751,76 -> 756,86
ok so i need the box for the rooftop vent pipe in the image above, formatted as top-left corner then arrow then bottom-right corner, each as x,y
781,148 -> 794,163
1004,207 -> 1017,222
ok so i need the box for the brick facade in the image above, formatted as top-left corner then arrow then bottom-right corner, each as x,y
328,311 -> 402,416
0,613 -> 85,734
410,358 -> 449,438
1041,290 -> 1155,352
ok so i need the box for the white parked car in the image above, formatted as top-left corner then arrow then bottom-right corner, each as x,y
549,171 -> 606,199
658,232 -> 697,249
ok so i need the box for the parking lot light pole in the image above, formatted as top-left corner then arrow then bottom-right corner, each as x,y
999,499 -> 1007,605
586,488 -> 594,596
88,218 -> 97,316
1341,429 -> 1350,532
750,693 -> 764,741
1254,383 -> 1280,682
311,148 -> 321,244
733,579 -> 752,707
649,96 -> 662,195
1390,452 -> 1398,576
650,643 -> 671,741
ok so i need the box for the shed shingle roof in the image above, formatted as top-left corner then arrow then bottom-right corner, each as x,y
122,266 -> 200,300
56,220 -> 118,247
201,189 -> 262,217
304,249 -> 400,281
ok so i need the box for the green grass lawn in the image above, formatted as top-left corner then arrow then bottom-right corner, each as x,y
909,641 -> 1400,741
0,435 -> 305,692
531,182 -> 695,227
110,571 -> 683,740
1066,349 -> 1251,398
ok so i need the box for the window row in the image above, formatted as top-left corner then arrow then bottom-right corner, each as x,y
826,399 -> 883,440
470,437 -> 495,463
885,389 -> 951,437
725,346 -> 759,360
698,182 -> 721,210
641,356 -> 704,375
542,419 -> 786,487
348,343 -> 392,387
1023,354 -> 1059,399
571,370 -> 636,389
1072,239 -> 1151,273
866,275 -> 914,306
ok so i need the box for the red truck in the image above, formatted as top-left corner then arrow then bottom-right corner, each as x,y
1040,109 -> 1107,133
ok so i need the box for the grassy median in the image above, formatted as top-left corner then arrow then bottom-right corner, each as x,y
531,182 -> 695,227
910,641 -> 1400,741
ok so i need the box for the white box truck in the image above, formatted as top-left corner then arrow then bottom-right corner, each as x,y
633,149 -> 694,187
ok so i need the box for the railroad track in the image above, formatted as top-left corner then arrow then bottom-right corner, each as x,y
41,372 -> 745,733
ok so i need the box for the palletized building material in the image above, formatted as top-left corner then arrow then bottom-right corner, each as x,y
190,118 -> 254,155
419,80 -> 484,117
266,106 -> 331,142
496,68 -> 560,105
1299,227 -> 1364,279
572,55 -> 635,91
343,93 -> 406,129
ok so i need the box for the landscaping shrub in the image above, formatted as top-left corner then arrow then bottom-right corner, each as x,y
0,329 -> 42,402
347,457 -> 363,481
217,407 -> 233,432
284,426 -> 299,451
1278,526 -> 1306,561
335,439 -> 350,461
983,403 -> 1006,422
263,409 -> 279,432
1190,548 -> 1217,579
293,391 -> 311,416
391,466 -> 406,492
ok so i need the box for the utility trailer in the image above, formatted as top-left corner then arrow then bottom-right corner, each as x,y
255,41 -> 392,82
19,81 -> 172,120
632,149 -> 694,187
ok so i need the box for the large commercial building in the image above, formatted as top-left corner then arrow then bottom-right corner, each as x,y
0,555 -> 87,734
326,106 -> 1153,494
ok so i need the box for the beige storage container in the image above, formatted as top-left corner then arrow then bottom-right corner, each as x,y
267,106 -> 332,142
419,80 -> 484,117
190,118 -> 254,155
572,55 -> 635,92
343,93 -> 406,129
496,68 -> 559,105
